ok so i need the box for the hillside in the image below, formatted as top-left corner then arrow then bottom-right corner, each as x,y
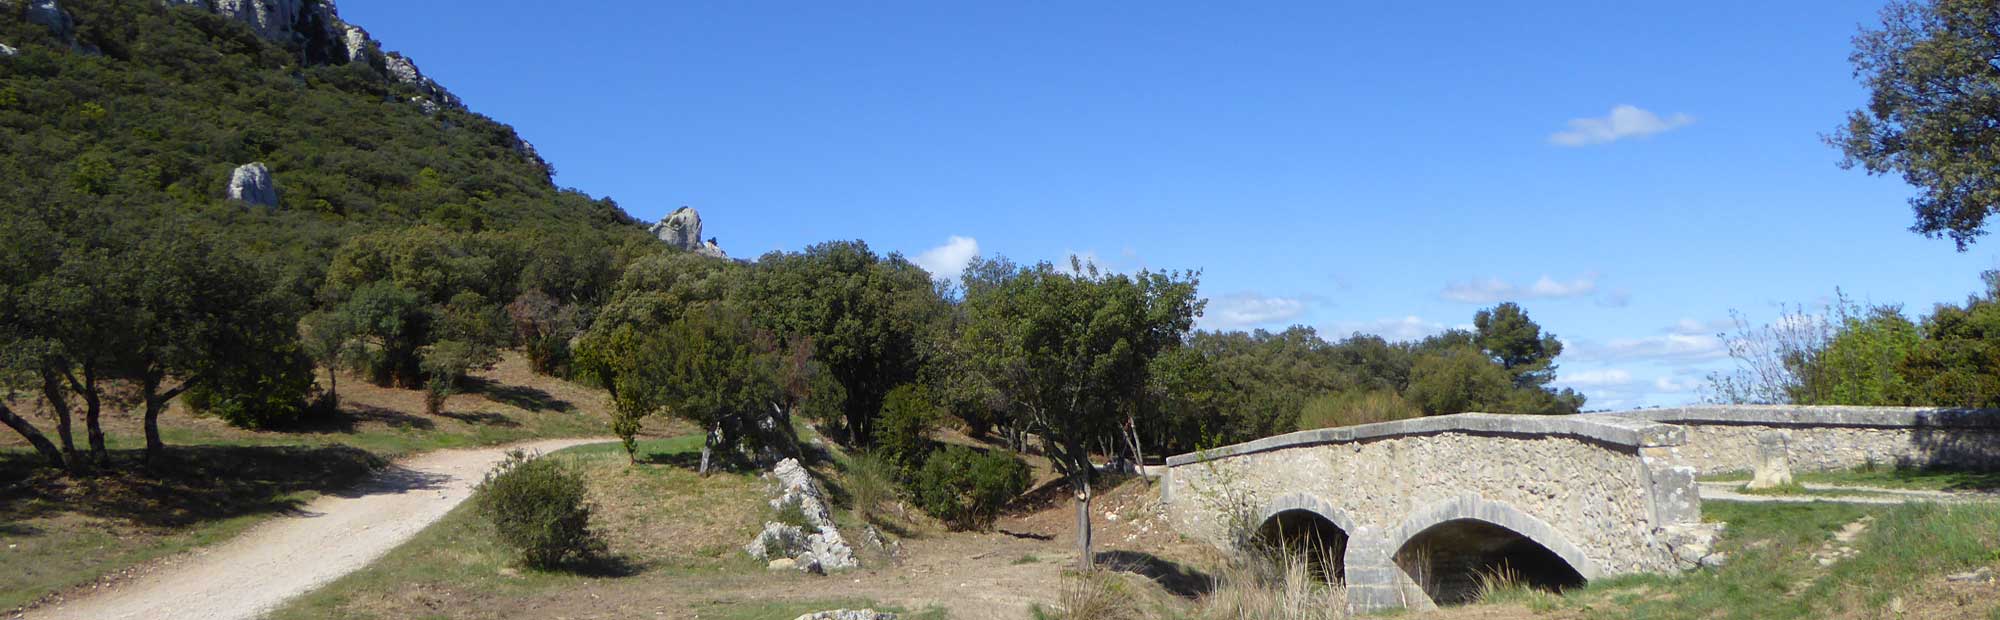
0,0 -> 641,249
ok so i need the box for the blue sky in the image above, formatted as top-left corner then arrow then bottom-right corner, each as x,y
342,1 -> 1998,410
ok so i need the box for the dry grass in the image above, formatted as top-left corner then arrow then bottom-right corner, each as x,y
0,353 -> 640,614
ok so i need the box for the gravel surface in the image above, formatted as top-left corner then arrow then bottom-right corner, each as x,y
27,438 -> 611,620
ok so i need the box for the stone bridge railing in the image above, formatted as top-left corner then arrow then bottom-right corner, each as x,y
1161,413 -> 1710,613
1607,406 -> 2000,476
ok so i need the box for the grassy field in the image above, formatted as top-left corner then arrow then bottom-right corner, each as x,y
1700,465 -> 2000,493
268,436 -> 773,619
0,354 -> 628,613
1473,500 -> 2000,620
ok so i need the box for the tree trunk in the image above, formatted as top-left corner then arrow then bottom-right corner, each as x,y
699,422 -> 718,476
40,368 -> 76,464
1123,412 -> 1146,483
0,402 -> 66,469
1074,478 -> 1095,571
327,365 -> 340,410
141,370 -> 188,466
78,368 -> 105,463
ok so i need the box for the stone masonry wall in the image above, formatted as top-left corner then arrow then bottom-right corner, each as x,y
1162,413 -> 1703,613
1611,406 -> 2000,476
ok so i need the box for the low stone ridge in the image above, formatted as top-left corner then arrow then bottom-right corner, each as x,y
793,611 -> 896,620
226,162 -> 277,207
745,458 -> 858,574
1165,412 -> 1686,467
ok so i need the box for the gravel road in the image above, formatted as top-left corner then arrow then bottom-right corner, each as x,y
28,437 -> 611,620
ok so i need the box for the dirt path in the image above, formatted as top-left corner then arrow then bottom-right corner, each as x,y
27,437 -> 612,620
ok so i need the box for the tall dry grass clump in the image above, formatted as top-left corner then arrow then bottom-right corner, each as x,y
1202,547 -> 1347,620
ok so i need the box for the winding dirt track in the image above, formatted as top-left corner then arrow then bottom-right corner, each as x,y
29,438 -> 612,620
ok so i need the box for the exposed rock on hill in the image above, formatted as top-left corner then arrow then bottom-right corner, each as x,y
745,458 -> 858,574
0,42 -> 17,56
24,0 -> 73,43
226,162 -> 277,207
650,206 -> 730,258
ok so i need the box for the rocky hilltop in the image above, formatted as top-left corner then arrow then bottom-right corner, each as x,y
6,0 -> 543,173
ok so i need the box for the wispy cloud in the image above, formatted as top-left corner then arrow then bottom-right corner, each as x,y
1202,293 -> 1309,330
1441,273 -> 1601,304
1560,368 -> 1633,388
1548,104 -> 1694,147
1326,316 -> 1453,342
1566,333 -> 1729,364
913,235 -> 979,280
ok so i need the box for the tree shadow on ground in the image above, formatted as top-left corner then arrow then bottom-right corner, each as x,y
285,402 -> 436,434
1096,550 -> 1216,599
0,444 -> 385,529
559,552 -> 647,578
464,377 -> 574,413
438,410 -> 519,427
999,529 -> 1053,541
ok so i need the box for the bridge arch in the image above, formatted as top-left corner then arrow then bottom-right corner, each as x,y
1251,493 -> 1358,583
1389,496 -> 1595,606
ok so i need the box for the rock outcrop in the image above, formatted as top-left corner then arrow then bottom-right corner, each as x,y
227,162 -> 277,207
25,0 -> 75,43
744,458 -> 858,574
650,206 -> 729,258
0,43 -> 17,57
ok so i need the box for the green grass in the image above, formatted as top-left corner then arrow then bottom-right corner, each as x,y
1700,465 -> 2000,493
694,599 -> 947,620
268,435 -> 771,619
1526,500 -> 2000,620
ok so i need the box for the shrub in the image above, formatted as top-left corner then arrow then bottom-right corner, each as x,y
844,451 -> 900,524
473,450 -> 605,569
911,445 -> 1030,531
1296,389 -> 1420,431
184,345 -> 322,430
875,384 -> 942,473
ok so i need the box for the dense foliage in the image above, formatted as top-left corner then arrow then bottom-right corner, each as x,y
1832,0 -> 2000,249
0,0 -> 653,469
473,450 -> 605,570
1713,272 -> 2000,408
910,445 -> 1031,531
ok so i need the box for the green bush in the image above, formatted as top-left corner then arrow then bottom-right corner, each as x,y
875,384 -> 942,473
473,450 -> 605,569
184,345 -> 322,430
843,451 -> 900,524
1295,389 -> 1421,431
911,445 -> 1031,531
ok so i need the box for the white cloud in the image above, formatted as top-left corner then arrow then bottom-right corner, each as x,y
1326,316 -> 1451,342
1548,104 -> 1694,147
1667,318 -> 1735,336
1568,333 -> 1729,364
1653,376 -> 1704,393
1441,273 -> 1600,304
1559,369 -> 1633,388
913,236 -> 979,280
1203,293 -> 1309,330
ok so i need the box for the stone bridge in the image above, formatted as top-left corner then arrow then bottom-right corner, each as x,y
1161,406 -> 2000,613
1161,413 -> 1710,613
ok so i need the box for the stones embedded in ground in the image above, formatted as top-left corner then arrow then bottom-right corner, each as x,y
1746,430 -> 1794,490
1660,522 -> 1727,570
745,522 -> 807,560
227,163 -> 278,207
792,610 -> 897,620
1947,567 -> 1995,583
747,458 -> 859,574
